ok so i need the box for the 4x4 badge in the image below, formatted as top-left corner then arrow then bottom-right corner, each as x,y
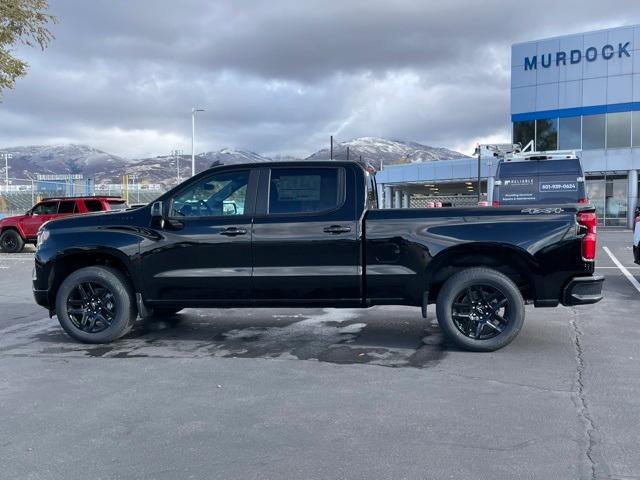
521,207 -> 565,214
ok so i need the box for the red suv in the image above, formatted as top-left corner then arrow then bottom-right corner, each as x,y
0,197 -> 127,253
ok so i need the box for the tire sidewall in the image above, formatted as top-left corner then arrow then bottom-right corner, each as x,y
55,266 -> 135,343
0,230 -> 25,253
436,268 -> 525,352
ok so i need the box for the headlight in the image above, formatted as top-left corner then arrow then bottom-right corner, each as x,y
37,229 -> 50,246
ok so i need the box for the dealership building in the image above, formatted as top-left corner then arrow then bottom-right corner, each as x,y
377,24 -> 640,227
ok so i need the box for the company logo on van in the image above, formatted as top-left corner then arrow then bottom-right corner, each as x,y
524,42 -> 631,70
504,178 -> 534,186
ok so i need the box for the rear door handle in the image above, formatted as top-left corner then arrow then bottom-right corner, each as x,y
220,227 -> 247,236
323,225 -> 351,234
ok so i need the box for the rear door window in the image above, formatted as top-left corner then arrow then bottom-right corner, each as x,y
57,201 -> 77,214
84,200 -> 105,212
268,168 -> 343,215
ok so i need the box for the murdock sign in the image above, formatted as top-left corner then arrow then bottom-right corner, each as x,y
524,42 -> 631,70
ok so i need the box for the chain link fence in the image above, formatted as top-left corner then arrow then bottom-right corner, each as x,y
410,194 -> 487,208
0,177 -> 169,216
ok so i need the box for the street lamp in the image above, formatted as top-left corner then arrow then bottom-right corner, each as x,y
1,153 -> 12,192
172,149 -> 182,184
191,107 -> 205,177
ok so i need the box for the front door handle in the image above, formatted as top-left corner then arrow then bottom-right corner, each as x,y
220,227 -> 247,236
323,225 -> 351,234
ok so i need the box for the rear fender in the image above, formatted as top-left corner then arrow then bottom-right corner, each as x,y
425,242 -> 539,300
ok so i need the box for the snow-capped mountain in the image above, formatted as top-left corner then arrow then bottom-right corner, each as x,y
0,144 -> 128,180
115,148 -> 271,185
305,137 -> 468,168
201,148 -> 270,165
1,138 -> 467,186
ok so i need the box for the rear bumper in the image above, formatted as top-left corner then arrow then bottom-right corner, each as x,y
561,275 -> 604,306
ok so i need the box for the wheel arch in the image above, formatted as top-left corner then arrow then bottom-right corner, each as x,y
50,248 -> 139,305
0,225 -> 26,240
425,243 -> 539,302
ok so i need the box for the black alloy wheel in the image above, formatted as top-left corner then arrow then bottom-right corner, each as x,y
55,266 -> 136,343
435,267 -> 525,352
451,284 -> 509,340
66,281 -> 117,334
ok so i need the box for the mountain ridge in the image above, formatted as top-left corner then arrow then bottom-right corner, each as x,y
1,138 -> 468,186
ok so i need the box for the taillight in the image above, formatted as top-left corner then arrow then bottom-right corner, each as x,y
492,201 -> 500,207
577,211 -> 597,261
578,197 -> 588,204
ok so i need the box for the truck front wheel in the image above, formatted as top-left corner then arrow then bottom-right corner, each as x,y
436,267 -> 525,352
0,230 -> 25,253
55,266 -> 137,343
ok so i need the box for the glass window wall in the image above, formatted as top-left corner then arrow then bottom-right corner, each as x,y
582,114 -> 606,149
535,119 -> 558,151
633,111 -> 640,147
558,116 -> 581,150
606,112 -> 631,149
513,121 -> 535,149
586,174 -> 628,227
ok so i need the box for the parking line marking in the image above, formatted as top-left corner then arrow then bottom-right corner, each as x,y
603,246 -> 640,294
596,266 -> 640,269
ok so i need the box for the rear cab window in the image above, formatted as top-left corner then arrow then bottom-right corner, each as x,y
494,159 -> 585,205
267,168 -> 343,215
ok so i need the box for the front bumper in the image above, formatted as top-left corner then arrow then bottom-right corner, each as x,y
561,275 -> 604,306
33,288 -> 50,308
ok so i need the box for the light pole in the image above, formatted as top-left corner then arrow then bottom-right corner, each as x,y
191,108 -> 205,177
2,153 -> 12,192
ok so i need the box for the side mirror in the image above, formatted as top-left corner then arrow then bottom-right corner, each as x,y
151,201 -> 164,218
150,201 -> 165,229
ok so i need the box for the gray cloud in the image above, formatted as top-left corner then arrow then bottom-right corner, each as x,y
0,0 -> 638,158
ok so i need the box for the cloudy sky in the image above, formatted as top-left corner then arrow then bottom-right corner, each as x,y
0,0 -> 638,159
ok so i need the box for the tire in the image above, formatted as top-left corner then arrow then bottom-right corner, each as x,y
436,267 -> 525,352
55,266 -> 137,343
0,230 -> 25,253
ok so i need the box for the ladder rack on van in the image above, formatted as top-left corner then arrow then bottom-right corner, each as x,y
477,141 -> 580,163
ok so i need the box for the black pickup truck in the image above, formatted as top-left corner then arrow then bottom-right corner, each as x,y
33,161 -> 603,351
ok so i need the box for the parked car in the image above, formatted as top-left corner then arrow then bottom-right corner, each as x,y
33,161 -> 603,351
0,196 -> 127,253
493,152 -> 587,207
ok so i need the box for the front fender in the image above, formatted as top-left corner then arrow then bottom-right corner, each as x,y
35,227 -> 143,296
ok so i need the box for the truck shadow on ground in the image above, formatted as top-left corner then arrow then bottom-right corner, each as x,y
31,308 -> 453,369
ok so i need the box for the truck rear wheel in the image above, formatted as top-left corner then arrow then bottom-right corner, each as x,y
55,266 -> 136,343
436,267 -> 525,352
0,230 -> 25,253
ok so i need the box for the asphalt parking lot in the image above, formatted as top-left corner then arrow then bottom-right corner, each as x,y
1,230 -> 639,480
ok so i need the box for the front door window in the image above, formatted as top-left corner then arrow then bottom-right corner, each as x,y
171,170 -> 249,218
